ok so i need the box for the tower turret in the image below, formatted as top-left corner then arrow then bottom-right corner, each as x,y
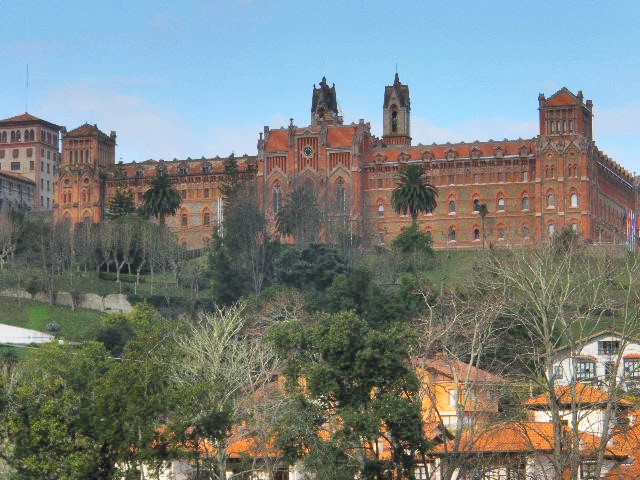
382,73 -> 411,146
311,77 -> 342,126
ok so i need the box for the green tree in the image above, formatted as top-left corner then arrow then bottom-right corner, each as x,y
274,243 -> 348,291
391,165 -> 438,227
276,185 -> 321,244
208,231 -> 246,306
270,311 -> 427,479
106,189 -> 136,219
140,174 -> 181,226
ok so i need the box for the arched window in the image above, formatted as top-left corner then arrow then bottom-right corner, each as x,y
522,225 -> 530,238
24,130 -> 29,141
377,203 -> 384,217
497,195 -> 505,211
522,196 -> 530,210
497,225 -> 505,240
570,192 -> 579,208
10,131 -> 15,143
448,227 -> 456,242
571,222 -> 578,232
203,211 -> 210,226
136,169 -> 144,178
336,178 -> 346,213
473,199 -> 481,211
547,192 -> 555,208
548,223 -> 555,236
1,132 -> 6,143
179,165 -> 188,175
81,191 -> 87,203
391,110 -> 398,133
181,213 -> 188,226
449,199 -> 456,213
30,130 -> 35,141
272,182 -> 282,213
473,228 -> 480,240
15,131 -> 20,142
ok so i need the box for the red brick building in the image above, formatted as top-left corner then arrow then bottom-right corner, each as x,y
54,77 -> 638,249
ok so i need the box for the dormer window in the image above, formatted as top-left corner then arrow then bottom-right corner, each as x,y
203,163 -> 212,174
179,165 -> 188,175
135,170 -> 144,178
598,341 -> 620,355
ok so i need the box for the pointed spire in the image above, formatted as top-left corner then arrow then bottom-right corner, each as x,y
394,72 -> 400,85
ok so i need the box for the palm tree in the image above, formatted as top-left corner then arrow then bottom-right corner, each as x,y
275,185 -> 321,244
141,174 -> 181,226
391,165 -> 438,227
475,202 -> 489,249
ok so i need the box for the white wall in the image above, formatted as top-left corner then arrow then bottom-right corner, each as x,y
0,323 -> 53,344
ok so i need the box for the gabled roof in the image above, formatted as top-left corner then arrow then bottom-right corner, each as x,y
0,170 -> 35,184
0,112 -> 63,130
523,384 -> 634,409
327,126 -> 356,148
417,354 -> 505,384
65,123 -> 115,143
554,329 -> 640,356
265,130 -> 288,151
544,87 -> 582,107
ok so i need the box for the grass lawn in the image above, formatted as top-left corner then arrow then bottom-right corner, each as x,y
0,297 -> 104,341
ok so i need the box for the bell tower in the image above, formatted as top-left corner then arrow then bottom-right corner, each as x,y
383,73 -> 411,146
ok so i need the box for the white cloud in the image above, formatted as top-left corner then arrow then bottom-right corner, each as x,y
39,80 -> 201,162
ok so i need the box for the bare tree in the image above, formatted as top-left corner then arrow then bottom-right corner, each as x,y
0,214 -> 21,271
172,303 -> 281,480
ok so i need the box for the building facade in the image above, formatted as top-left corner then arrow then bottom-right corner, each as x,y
0,113 -> 64,210
0,170 -> 35,214
53,77 -> 639,250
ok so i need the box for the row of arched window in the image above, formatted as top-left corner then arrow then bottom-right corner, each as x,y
271,178 -> 348,214
1,130 -> 35,143
442,221 -> 577,242
178,209 -> 213,227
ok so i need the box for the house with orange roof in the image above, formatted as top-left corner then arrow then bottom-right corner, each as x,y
416,354 -> 505,430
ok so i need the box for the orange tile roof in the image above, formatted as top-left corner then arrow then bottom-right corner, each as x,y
265,130 -> 288,151
0,112 -> 63,129
523,385 -> 634,409
327,126 -> 356,148
0,170 -> 35,184
417,354 -> 505,384
545,88 -> 579,107
433,422 -> 556,454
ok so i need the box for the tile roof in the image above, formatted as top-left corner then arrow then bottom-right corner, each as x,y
0,112 -> 64,130
433,422 -> 556,454
0,170 -> 35,184
265,130 -> 288,151
327,126 -> 356,148
417,354 -> 505,384
523,384 -> 634,409
65,123 -> 114,141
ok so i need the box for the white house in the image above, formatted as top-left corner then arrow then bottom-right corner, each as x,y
551,330 -> 640,388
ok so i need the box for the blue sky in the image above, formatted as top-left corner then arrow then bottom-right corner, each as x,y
1,0 -> 639,172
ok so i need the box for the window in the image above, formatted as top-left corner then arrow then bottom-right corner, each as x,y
473,199 -> 481,211
377,203 -> 384,217
473,228 -> 480,240
181,213 -> 188,226
497,196 -> 505,211
474,173 -> 480,183
136,170 -> 144,178
522,196 -> 529,210
547,192 -> 555,208
203,212 -> 210,226
26,148 -> 32,157
598,341 -> 620,355
574,359 -> 596,380
448,227 -> 456,242
522,225 -> 530,238
498,172 -> 504,182
10,162 -> 20,171
12,149 -> 18,158
378,232 -> 384,245
449,175 -> 455,185
272,183 -> 282,213
523,171 -> 529,181
624,359 -> 640,378
571,222 -> 578,232
497,226 -> 505,240
553,365 -> 564,379
548,223 -> 555,236
179,165 -> 188,175
570,192 -> 579,208
391,110 -> 398,133
448,389 -> 458,406
336,178 -> 346,213
449,199 -> 456,213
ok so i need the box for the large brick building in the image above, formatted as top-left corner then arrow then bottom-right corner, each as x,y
53,76 -> 638,249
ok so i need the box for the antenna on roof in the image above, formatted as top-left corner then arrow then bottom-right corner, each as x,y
25,64 -> 29,113
395,61 -> 398,74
